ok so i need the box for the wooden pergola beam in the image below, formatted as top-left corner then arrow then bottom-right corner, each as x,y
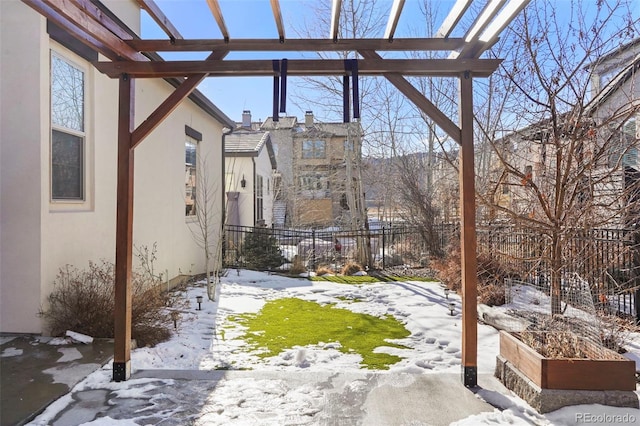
359,50 -> 461,143
24,0 -> 147,61
24,0 -> 120,60
136,0 -> 183,40
270,0 -> 285,41
206,0 -> 229,41
94,58 -> 502,79
130,51 -> 228,148
125,37 -> 467,53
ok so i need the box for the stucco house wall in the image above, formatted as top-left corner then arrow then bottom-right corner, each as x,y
0,0 -> 232,334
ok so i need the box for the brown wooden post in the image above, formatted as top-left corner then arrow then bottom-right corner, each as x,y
459,71 -> 478,387
113,74 -> 135,382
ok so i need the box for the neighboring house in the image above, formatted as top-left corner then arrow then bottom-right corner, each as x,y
262,111 -> 364,228
225,117 -> 278,228
0,0 -> 235,334
489,39 -> 639,225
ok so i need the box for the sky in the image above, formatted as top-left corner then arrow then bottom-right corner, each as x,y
21,270 -> 640,425
140,0 -> 460,124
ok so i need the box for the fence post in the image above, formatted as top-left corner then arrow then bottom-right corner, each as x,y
311,229 -> 316,271
382,225 -> 386,270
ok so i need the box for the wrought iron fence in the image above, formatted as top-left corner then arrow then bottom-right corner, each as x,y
222,223 -> 639,322
222,223 -> 457,271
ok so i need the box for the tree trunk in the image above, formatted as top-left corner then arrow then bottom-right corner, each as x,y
550,232 -> 562,315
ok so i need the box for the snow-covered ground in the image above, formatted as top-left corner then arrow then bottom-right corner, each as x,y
27,270 -> 640,425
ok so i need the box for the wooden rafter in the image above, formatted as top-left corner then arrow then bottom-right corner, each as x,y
25,0 -> 119,59
206,0 -> 229,42
436,0 -> 473,38
94,58 -> 502,78
126,37 -> 467,53
330,0 -> 342,41
383,0 -> 405,40
71,0 -> 133,40
270,0 -> 285,41
24,0 -> 147,61
136,0 -> 183,40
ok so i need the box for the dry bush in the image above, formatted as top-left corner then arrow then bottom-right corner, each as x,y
41,255 -> 183,347
519,330 -> 587,359
289,255 -> 306,275
316,265 -> 334,275
478,283 -> 506,306
341,261 -> 363,276
431,238 -> 516,306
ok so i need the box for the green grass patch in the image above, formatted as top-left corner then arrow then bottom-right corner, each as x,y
231,298 -> 411,369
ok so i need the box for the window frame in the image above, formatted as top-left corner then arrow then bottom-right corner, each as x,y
50,50 -> 87,203
185,137 -> 198,217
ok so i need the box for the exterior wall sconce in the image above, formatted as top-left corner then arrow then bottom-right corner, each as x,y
241,175 -> 246,188
196,295 -> 203,310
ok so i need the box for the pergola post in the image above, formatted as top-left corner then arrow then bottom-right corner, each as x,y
459,71 -> 478,387
114,74 -> 135,382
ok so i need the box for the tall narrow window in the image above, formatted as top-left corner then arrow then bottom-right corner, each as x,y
51,52 -> 85,200
185,138 -> 197,216
256,174 -> 264,222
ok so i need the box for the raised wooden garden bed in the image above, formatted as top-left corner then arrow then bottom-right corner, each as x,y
499,330 -> 636,390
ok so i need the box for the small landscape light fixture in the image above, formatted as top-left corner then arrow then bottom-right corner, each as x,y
448,301 -> 456,316
241,175 -> 247,188
196,295 -> 203,311
170,310 -> 180,329
444,288 -> 450,299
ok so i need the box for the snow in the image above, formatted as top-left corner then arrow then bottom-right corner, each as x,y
27,271 -> 640,425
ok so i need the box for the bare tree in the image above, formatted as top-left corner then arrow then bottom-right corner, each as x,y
479,0 -> 640,314
188,154 -> 223,301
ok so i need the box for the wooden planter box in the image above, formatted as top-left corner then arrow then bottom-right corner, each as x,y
499,330 -> 636,391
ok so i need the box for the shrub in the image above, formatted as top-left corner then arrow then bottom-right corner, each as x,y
431,237 -> 517,306
289,255 -> 306,275
316,265 -> 334,276
243,228 -> 285,270
341,261 -> 363,276
41,257 -> 183,347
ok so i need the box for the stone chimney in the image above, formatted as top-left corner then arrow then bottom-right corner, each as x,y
304,110 -> 314,127
242,110 -> 252,128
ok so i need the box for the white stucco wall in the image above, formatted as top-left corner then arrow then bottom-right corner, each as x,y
0,1 -> 47,333
254,148 -> 275,226
0,1 -> 227,334
225,156 -> 255,227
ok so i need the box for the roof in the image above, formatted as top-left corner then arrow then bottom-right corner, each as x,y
585,52 -> 640,113
225,130 -> 277,169
261,117 -> 298,130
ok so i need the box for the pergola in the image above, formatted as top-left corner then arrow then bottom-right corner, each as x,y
23,0 -> 530,386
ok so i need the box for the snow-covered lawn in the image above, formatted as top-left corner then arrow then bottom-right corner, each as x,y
28,270 -> 640,425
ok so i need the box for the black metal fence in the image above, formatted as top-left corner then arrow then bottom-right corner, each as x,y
223,223 -> 639,321
223,223 -> 457,271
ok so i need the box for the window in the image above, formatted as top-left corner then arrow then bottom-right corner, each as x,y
185,138 -> 197,216
256,175 -> 264,222
302,140 -> 326,159
51,52 -> 85,200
